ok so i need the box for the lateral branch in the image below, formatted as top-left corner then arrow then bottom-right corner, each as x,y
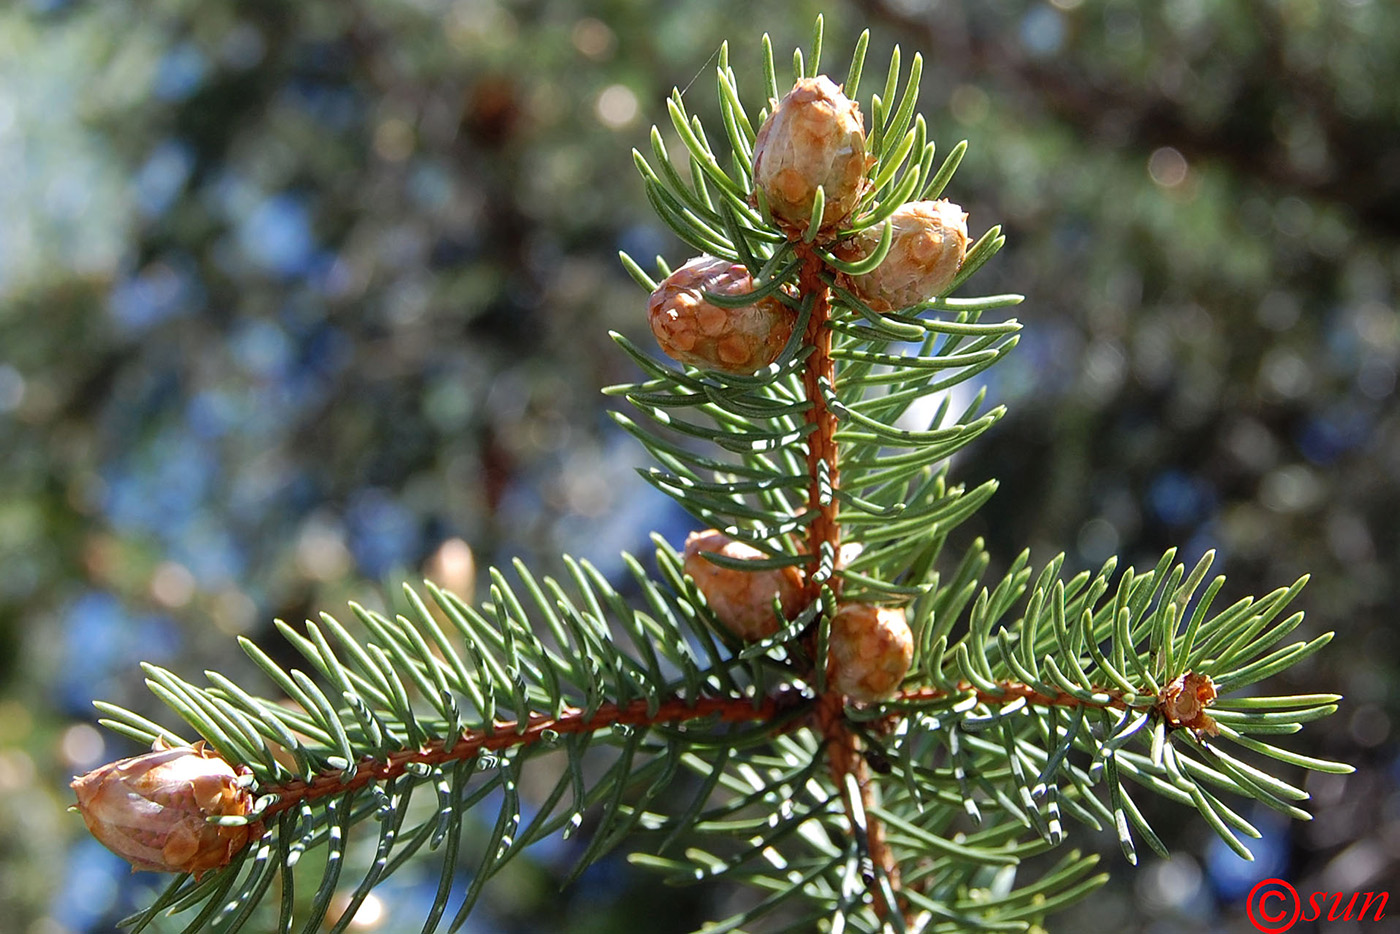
259,693 -> 786,816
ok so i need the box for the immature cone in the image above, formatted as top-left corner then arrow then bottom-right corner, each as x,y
647,256 -> 795,375
752,75 -> 871,235
684,529 -> 805,641
841,199 -> 969,312
828,603 -> 913,703
71,740 -> 263,876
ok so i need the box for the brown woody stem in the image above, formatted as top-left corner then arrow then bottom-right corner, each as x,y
795,242 -> 904,916
250,679 -> 1131,819
258,694 -> 787,817
797,246 -> 840,601
896,681 -> 1137,712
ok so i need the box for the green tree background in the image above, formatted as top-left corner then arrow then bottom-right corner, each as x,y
1,1 -> 1395,931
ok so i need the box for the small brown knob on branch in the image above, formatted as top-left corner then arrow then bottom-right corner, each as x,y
1157,671 -> 1220,736
683,529 -> 806,641
828,603 -> 914,702
647,257 -> 795,375
840,199 -> 968,312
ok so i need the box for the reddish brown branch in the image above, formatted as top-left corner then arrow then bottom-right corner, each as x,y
259,694 -> 786,817
897,681 -> 1137,712
794,241 -> 904,918
797,246 -> 841,602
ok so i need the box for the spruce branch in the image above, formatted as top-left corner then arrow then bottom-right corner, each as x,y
69,18 -> 1351,934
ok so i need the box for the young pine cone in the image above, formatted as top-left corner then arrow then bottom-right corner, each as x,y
752,75 -> 872,236
71,740 -> 263,877
683,530 -> 805,641
841,199 -> 968,312
647,256 -> 795,375
828,603 -> 913,703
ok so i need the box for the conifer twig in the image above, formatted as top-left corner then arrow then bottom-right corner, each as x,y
260,694 -> 796,817
797,243 -> 841,597
793,239 -> 905,918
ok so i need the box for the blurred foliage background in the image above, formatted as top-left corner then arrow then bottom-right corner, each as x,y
1,0 -> 1396,931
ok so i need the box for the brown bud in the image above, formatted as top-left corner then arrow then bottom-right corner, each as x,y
1157,671 -> 1220,736
71,741 -> 263,877
752,76 -> 872,236
828,603 -> 913,703
841,200 -> 968,312
683,529 -> 805,641
647,256 -> 795,375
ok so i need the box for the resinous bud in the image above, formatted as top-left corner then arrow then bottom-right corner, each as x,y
647,256 -> 795,375
1158,671 -> 1220,736
683,529 -> 806,641
71,741 -> 263,877
752,76 -> 871,236
828,603 -> 913,703
841,199 -> 968,312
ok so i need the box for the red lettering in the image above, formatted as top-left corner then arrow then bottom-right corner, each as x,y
1357,892 -> 1387,921
1303,891 -> 1325,922
1328,891 -> 1359,921
1258,885 -> 1390,926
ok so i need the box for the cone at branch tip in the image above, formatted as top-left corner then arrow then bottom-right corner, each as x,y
70,739 -> 262,877
753,75 -> 872,238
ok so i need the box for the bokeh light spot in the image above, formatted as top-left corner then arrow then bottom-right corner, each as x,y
1259,464 -> 1322,513
596,84 -> 638,129
374,118 -> 415,162
238,194 -> 315,277
1148,147 -> 1189,187
1020,5 -> 1067,57
0,364 -> 25,413
572,18 -> 615,60
149,561 -> 196,609
424,537 -> 476,600
59,723 -> 106,770
1350,705 -> 1391,747
949,85 -> 990,125
1077,517 -> 1120,564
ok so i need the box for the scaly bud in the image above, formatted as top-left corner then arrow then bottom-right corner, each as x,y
828,603 -> 913,703
752,76 -> 871,236
648,256 -> 795,375
684,529 -> 806,640
1157,671 -> 1220,736
71,741 -> 262,877
841,199 -> 968,312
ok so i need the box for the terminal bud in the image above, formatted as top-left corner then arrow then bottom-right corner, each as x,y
71,740 -> 262,877
752,76 -> 871,236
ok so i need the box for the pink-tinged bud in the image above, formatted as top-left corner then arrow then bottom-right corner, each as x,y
683,529 -> 806,641
647,256 -> 795,375
752,76 -> 871,236
828,604 -> 913,703
71,741 -> 262,877
841,200 -> 969,312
